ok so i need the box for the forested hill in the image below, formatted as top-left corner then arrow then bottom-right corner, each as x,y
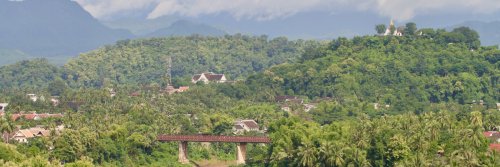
245,27 -> 499,112
1,27 -> 500,167
0,35 -> 321,89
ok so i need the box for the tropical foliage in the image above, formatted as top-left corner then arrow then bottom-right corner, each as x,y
0,26 -> 499,166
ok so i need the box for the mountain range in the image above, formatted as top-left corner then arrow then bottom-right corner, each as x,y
0,0 -> 132,57
1,0 -> 500,66
0,0 -> 226,66
145,20 -> 226,38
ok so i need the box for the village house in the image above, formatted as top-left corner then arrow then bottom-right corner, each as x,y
27,94 -> 39,102
177,86 -> 190,93
484,131 -> 500,143
50,97 -> 60,106
373,103 -> 391,110
304,103 -> 317,112
192,72 -> 227,84
280,104 -> 291,112
233,120 -> 260,134
275,95 -> 303,104
162,86 -> 190,95
0,103 -> 7,112
11,127 -> 51,143
165,85 -> 177,95
165,86 -> 189,95
483,131 -> 500,152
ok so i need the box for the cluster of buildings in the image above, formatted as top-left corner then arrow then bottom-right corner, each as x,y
484,131 -> 500,152
127,72 -> 228,97
276,96 -> 318,112
1,104 -> 63,122
10,112 -> 64,121
383,20 -> 404,36
6,125 -> 64,143
373,103 -> 391,110
1,97 -> 65,144
24,94 -> 60,106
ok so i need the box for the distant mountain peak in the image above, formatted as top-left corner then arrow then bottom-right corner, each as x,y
145,20 -> 226,37
0,0 -> 134,56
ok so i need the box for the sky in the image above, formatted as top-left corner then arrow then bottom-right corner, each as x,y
74,0 -> 500,21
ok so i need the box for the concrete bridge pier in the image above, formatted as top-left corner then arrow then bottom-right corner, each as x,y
236,142 -> 247,165
178,141 -> 189,164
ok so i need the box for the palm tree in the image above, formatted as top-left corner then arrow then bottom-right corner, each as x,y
297,142 -> 319,167
0,117 -> 14,143
470,111 -> 483,128
451,149 -> 480,167
352,148 -> 371,167
321,141 -> 345,167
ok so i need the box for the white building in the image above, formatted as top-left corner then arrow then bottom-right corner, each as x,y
233,120 -> 260,134
0,103 -> 8,112
27,94 -> 38,102
192,72 -> 227,84
384,20 -> 403,36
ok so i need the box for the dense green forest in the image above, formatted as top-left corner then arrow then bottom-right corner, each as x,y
244,27 -> 499,115
1,27 -> 500,166
0,35 -> 320,89
64,35 -> 320,87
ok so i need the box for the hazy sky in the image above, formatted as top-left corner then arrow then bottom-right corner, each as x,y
74,0 -> 500,21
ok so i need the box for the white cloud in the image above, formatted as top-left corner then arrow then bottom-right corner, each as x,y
74,0 -> 159,18
364,0 -> 500,20
74,0 -> 500,21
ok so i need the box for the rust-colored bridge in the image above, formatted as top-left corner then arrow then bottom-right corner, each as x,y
157,135 -> 271,165
157,135 -> 271,143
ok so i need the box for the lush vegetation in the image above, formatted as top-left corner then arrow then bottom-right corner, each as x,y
0,26 -> 499,166
0,35 -> 320,90
268,110 -> 500,166
243,27 -> 498,117
64,35 -> 320,87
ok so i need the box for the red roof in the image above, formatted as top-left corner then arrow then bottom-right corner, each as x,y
130,91 -> 140,97
484,131 -> 499,137
490,144 -> 500,152
24,113 -> 38,120
11,114 -> 21,121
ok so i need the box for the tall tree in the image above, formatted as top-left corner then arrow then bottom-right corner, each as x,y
0,117 -> 13,143
404,22 -> 417,36
375,24 -> 387,35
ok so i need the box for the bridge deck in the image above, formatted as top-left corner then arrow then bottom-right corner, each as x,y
157,135 -> 271,143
